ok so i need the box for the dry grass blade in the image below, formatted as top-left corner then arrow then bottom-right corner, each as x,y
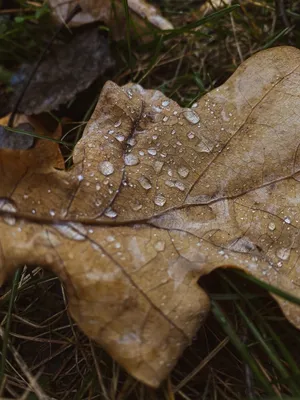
174,337 -> 229,392
0,327 -> 49,400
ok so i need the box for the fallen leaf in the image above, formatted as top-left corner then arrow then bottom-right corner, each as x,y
1,46 -> 300,387
199,0 -> 232,15
49,0 -> 173,30
11,27 -> 114,115
0,114 -> 35,149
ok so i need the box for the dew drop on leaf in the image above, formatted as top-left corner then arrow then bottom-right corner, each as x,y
148,148 -> 157,156
138,176 -> 152,190
276,248 -> 291,261
0,198 -> 17,226
154,241 -> 165,251
55,222 -> 87,241
175,181 -> 185,191
99,161 -> 114,176
177,166 -> 190,178
154,194 -> 166,207
183,109 -> 200,124
124,154 -> 140,166
116,134 -> 125,142
268,222 -> 276,231
104,208 -> 118,218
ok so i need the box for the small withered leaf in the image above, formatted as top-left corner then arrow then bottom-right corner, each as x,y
49,0 -> 173,30
12,28 -> 114,115
1,46 -> 300,387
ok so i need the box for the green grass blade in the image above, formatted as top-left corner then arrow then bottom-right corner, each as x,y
233,271 -> 300,306
211,299 -> 277,396
262,27 -> 292,49
220,271 -> 300,382
161,5 -> 240,41
235,303 -> 300,395
122,0 -> 133,73
3,125 -> 70,146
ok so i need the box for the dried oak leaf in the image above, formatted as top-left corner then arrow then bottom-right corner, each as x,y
199,0 -> 232,15
0,114 -> 35,150
1,46 -> 300,387
12,28 -> 114,115
48,0 -> 173,30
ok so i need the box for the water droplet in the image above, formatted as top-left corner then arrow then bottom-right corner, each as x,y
138,176 -> 152,190
154,160 -> 164,173
284,217 -> 291,224
127,138 -> 136,146
0,198 -> 17,213
154,194 -> 166,207
116,134 -> 125,142
55,222 -> 87,241
95,199 -> 102,207
178,166 -> 190,178
114,120 -> 122,127
139,150 -> 145,156
165,179 -> 175,188
77,174 -> 84,182
32,209 -> 36,214
99,161 -> 114,176
96,183 -> 101,191
148,148 -> 157,156
124,154 -> 139,166
183,109 -> 200,124
175,181 -> 185,191
192,102 -> 198,108
268,222 -> 276,231
0,198 -> 17,226
197,141 -> 213,153
163,116 -> 169,122
104,208 -> 118,218
187,132 -> 195,139
162,100 -> 170,107
276,247 -> 290,261
154,241 -> 166,251
49,209 -> 55,217
131,201 -> 143,211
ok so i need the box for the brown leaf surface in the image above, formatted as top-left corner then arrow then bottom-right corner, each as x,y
49,0 -> 173,30
1,46 -> 300,387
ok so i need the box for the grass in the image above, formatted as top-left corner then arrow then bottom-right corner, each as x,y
1,0 -> 300,399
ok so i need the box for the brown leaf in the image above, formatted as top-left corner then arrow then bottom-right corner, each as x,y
0,114 -> 35,149
199,0 -> 232,14
1,46 -> 300,387
49,0 -> 173,30
48,0 -> 173,30
12,28 -> 114,115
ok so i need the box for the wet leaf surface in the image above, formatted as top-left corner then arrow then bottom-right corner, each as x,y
1,46 -> 300,387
